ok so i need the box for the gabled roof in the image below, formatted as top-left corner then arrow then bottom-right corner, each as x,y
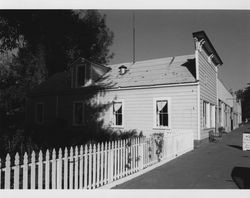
98,54 -> 197,88
29,54 -> 197,96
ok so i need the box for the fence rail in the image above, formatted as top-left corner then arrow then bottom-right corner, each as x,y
0,129 -> 193,189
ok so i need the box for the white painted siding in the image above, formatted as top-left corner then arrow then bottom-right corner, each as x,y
197,49 -> 217,140
217,79 -> 233,107
96,85 -> 198,139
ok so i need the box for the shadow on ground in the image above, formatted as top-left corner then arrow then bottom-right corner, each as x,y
227,145 -> 242,150
231,167 -> 250,189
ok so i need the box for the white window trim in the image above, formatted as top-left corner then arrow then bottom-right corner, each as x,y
110,99 -> 124,128
73,101 -> 85,126
35,102 -> 44,124
153,97 -> 171,130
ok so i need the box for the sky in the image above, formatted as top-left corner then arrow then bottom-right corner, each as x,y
100,10 -> 250,91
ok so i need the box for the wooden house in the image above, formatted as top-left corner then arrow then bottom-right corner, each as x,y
26,31 -> 242,144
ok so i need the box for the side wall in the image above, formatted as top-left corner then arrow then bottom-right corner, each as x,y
98,85 -> 198,139
196,45 -> 217,140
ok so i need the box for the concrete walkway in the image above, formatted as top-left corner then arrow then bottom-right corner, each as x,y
113,124 -> 250,189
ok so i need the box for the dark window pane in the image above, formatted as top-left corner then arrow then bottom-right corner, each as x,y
116,114 -> 123,126
160,113 -> 168,126
78,66 -> 85,86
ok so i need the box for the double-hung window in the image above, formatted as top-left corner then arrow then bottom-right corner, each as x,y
35,102 -> 44,124
154,98 -> 170,128
73,101 -> 85,125
112,101 -> 123,127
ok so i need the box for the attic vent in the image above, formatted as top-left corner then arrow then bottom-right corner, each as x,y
119,65 -> 127,75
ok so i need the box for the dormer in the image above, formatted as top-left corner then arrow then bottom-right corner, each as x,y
70,58 -> 111,88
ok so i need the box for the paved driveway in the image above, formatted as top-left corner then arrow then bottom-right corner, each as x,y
113,124 -> 250,189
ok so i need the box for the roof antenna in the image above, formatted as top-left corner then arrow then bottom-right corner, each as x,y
132,11 -> 136,64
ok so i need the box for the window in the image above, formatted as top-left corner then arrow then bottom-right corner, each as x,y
112,101 -> 123,126
203,101 -> 207,128
73,101 -> 85,125
76,63 -> 91,87
36,103 -> 44,124
154,98 -> 170,128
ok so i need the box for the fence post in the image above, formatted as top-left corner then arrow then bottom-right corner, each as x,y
31,151 -> 36,189
57,148 -> 62,189
45,150 -> 50,189
79,145 -> 83,189
64,147 -> 68,189
74,146 -> 78,189
38,150 -> 43,189
14,153 -> 20,189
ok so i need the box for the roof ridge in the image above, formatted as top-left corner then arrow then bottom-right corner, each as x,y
107,54 -> 195,68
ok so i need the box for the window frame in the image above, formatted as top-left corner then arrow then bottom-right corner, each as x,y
153,97 -> 171,129
111,99 -> 124,128
35,102 -> 44,124
73,101 -> 85,126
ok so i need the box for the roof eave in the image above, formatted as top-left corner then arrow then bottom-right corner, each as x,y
193,31 -> 223,66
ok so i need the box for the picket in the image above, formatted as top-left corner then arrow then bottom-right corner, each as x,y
0,159 -> 1,188
0,130 -> 193,190
92,144 -> 96,189
52,149 -> 56,189
88,144 -> 92,189
4,154 -> 11,189
64,147 -> 68,189
83,144 -> 88,189
96,143 -> 100,188
31,151 -> 36,189
79,145 -> 83,189
57,148 -> 62,189
14,153 -> 20,189
45,150 -> 50,189
69,147 -> 73,189
38,151 -> 43,189
104,142 -> 108,184
100,142 -> 104,186
74,146 -> 79,189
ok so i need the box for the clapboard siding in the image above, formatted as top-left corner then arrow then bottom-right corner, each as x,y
198,49 -> 217,140
98,85 -> 198,139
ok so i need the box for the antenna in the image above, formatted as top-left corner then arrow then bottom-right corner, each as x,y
132,11 -> 135,64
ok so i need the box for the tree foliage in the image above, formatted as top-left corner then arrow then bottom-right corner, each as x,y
0,10 -> 114,76
0,10 -> 114,156
236,83 -> 250,121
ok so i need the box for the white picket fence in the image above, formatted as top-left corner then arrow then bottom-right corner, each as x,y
0,130 -> 193,189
